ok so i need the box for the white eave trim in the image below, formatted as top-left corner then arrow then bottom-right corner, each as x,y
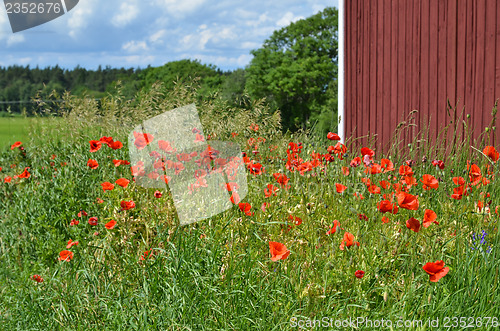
338,0 -> 345,143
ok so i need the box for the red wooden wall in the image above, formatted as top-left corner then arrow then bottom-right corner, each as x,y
344,0 -> 500,154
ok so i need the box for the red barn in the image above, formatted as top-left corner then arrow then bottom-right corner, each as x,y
338,0 -> 500,154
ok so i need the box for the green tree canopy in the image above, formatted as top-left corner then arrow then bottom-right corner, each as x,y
245,7 -> 338,132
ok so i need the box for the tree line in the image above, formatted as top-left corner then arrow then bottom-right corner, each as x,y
0,7 -> 337,133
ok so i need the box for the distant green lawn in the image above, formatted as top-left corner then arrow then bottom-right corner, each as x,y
0,117 -> 31,150
0,117 -> 63,150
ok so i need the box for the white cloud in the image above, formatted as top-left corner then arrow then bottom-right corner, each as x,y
7,34 -> 24,46
240,41 -> 260,49
276,12 -> 304,27
111,2 -> 140,27
149,29 -> 166,44
67,0 -> 97,38
122,40 -> 149,52
154,0 -> 206,15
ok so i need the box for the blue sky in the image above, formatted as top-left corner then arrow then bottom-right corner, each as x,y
0,0 -> 337,71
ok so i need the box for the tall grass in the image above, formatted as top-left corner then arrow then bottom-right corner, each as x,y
0,82 -> 499,330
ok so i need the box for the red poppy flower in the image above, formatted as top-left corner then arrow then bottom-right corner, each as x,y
140,250 -> 152,261
66,239 -> 79,249
230,192 -> 241,204
88,217 -> 98,226
154,190 -> 162,198
112,159 -> 130,167
339,232 -> 360,250
432,159 -> 445,169
269,241 -> 290,261
87,159 -> 99,169
264,184 -> 278,198
105,220 -> 117,229
30,274 -> 44,283
89,140 -> 102,152
368,184 -> 381,194
78,210 -> 88,217
483,146 -> 499,162
289,215 -> 302,226
70,219 -> 79,226
421,174 -> 439,190
96,198 -> 104,204
377,200 -> 399,214
248,162 -> 264,175
355,270 -> 365,279
397,192 -> 419,210
261,202 -> 269,212
18,167 -> 30,179
468,163 -> 482,186
110,141 -> 123,150
101,182 -> 115,191
326,220 -> 341,235
423,209 -> 439,228
327,132 -> 341,141
273,173 -> 290,187
58,250 -> 74,261
4,176 -> 12,183
406,217 -> 421,232
10,141 -> 22,150
238,202 -> 253,216
121,200 -> 135,210
350,157 -> 361,167
381,158 -> 395,172
399,165 -> 414,177
250,123 -> 259,132
361,147 -> 375,157
133,131 -> 154,150
115,178 -> 130,188
381,216 -> 390,223
422,260 -> 449,282
335,183 -> 347,193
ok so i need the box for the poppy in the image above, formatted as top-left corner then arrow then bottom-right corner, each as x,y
112,159 -> 130,167
238,202 -> 253,216
361,147 -> 375,157
96,198 -> 104,204
261,202 -> 269,212
368,184 -> 381,194
58,250 -> 74,261
18,167 -> 30,179
355,270 -> 365,279
89,140 -> 102,152
269,241 -> 290,261
273,173 -> 290,187
327,132 -> 341,141
140,250 -> 152,261
381,158 -> 395,172
121,200 -> 136,210
248,162 -> 264,175
10,141 -> 22,150
78,210 -> 88,217
289,215 -> 302,226
154,190 -> 162,198
133,131 -> 154,150
101,182 -> 114,191
421,174 -> 439,190
339,232 -> 360,250
224,182 -> 239,192
105,220 -> 117,229
483,146 -> 499,162
88,217 -> 98,226
70,219 -> 79,226
468,163 -> 482,186
115,178 -> 130,188
423,209 -> 439,228
377,200 -> 399,214
432,159 -> 445,169
422,260 -> 449,282
399,165 -> 414,177
30,274 -> 43,283
451,186 -> 464,200
397,192 -> 419,210
379,180 -> 391,189
406,217 -> 421,232
264,184 -> 278,198
342,166 -> 350,176
381,216 -> 390,224
194,134 -> 205,142
110,141 -> 123,150
87,159 -> 99,169
230,192 -> 240,204
250,123 -> 259,132
335,183 -> 347,193
66,239 -> 79,249
326,220 -> 341,235
350,157 -> 361,167
453,176 -> 465,186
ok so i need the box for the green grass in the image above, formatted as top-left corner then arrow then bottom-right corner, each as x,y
0,85 -> 499,330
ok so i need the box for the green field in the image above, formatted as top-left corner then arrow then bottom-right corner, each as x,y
0,117 -> 31,150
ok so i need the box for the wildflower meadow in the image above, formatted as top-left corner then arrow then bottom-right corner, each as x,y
0,83 -> 499,330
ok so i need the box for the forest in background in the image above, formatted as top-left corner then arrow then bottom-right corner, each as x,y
0,7 -> 337,133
